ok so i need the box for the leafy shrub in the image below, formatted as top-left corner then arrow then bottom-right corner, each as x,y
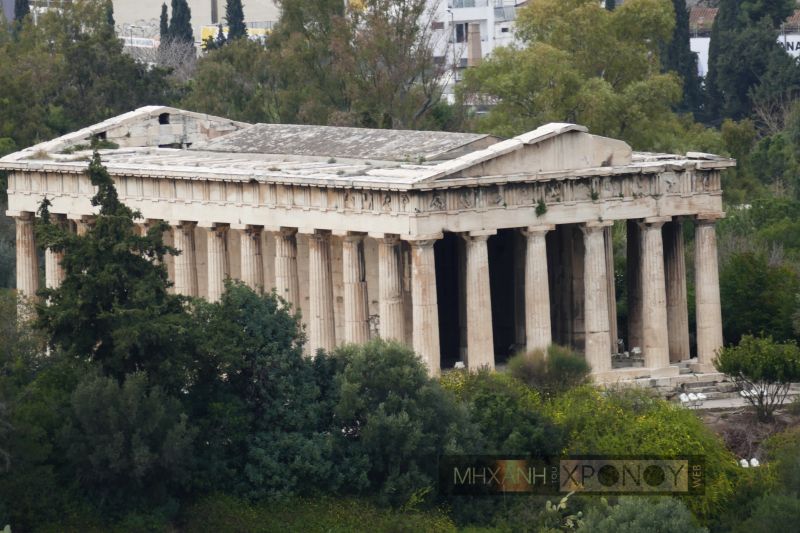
764,426 -> 800,495
507,344 -> 591,397
714,335 -> 800,421
548,386 -> 736,522
581,497 -> 706,533
733,493 -> 800,533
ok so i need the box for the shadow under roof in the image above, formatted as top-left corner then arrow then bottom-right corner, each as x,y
192,123 -> 498,162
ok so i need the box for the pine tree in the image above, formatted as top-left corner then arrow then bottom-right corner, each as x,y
168,0 -> 195,46
14,0 -> 30,22
225,0 -> 247,40
664,0 -> 702,114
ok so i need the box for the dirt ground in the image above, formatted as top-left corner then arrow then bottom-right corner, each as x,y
698,406 -> 800,461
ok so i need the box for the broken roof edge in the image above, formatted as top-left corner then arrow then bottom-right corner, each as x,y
0,106 -> 251,164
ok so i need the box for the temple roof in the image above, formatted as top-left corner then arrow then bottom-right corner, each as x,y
0,106 -> 735,190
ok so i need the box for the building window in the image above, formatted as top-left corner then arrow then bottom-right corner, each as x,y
159,113 -> 171,125
455,23 -> 468,43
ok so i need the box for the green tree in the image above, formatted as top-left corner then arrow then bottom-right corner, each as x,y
605,0 -> 616,10
168,0 -> 194,45
183,38 -> 278,123
459,0 -> 683,149
225,0 -> 247,40
734,494 -> 800,533
13,0 -> 29,23
188,281 -> 338,499
61,371 -> 196,515
34,153 -> 195,392
663,0 -> 702,114
507,344 -> 591,398
705,0 -> 798,122
159,2 -> 168,40
719,252 -> 800,343
332,339 -> 471,506
714,335 -> 800,421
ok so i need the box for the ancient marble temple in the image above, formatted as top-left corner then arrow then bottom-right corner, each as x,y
1,107 -> 733,380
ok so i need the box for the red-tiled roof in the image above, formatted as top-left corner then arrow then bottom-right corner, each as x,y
690,6 -> 800,32
689,7 -> 717,32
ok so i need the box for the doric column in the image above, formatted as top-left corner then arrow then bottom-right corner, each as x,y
307,230 -> 336,353
14,212 -> 39,300
377,234 -> 405,342
582,221 -> 612,374
275,227 -> 301,311
45,214 -> 67,290
694,215 -> 724,372
171,221 -> 199,297
664,219 -> 690,362
604,226 -> 618,353
240,225 -> 264,291
521,225 -> 554,353
639,217 -> 671,372
205,223 -> 229,302
69,215 -> 94,236
626,219 -> 642,351
342,233 -> 370,344
407,235 -> 442,376
463,231 -> 495,370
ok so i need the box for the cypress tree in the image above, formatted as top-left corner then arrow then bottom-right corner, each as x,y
706,0 -> 797,122
664,0 -> 702,114
159,3 -> 169,40
225,0 -> 247,40
14,0 -> 30,22
168,0 -> 195,45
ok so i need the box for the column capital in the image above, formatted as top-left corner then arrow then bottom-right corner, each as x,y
520,224 -> 555,236
278,226 -> 298,237
168,220 -> 197,228
402,232 -> 443,245
12,211 -> 35,222
696,212 -> 725,224
230,223 -> 264,231
461,229 -> 496,242
341,231 -> 367,243
638,216 -> 671,230
197,221 -> 230,231
581,220 -> 613,235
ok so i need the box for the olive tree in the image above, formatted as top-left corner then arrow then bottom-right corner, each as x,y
715,335 -> 800,421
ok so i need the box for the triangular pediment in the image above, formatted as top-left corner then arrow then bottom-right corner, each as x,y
411,123 -> 633,183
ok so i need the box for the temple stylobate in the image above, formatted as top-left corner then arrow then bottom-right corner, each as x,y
1,106 -> 734,380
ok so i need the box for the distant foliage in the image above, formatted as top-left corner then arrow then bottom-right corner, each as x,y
225,0 -> 247,40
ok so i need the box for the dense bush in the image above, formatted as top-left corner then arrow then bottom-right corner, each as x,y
548,386 -> 737,521
732,493 -> 800,533
331,339 -> 472,506
507,344 -> 591,397
581,497 -> 707,533
182,494 -> 457,533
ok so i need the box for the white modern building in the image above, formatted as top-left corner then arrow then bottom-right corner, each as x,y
431,0 -> 526,102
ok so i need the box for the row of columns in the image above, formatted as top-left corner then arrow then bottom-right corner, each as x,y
13,211 -> 724,377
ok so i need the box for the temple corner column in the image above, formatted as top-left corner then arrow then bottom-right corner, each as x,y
12,211 -> 39,306
693,213 -> 725,373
